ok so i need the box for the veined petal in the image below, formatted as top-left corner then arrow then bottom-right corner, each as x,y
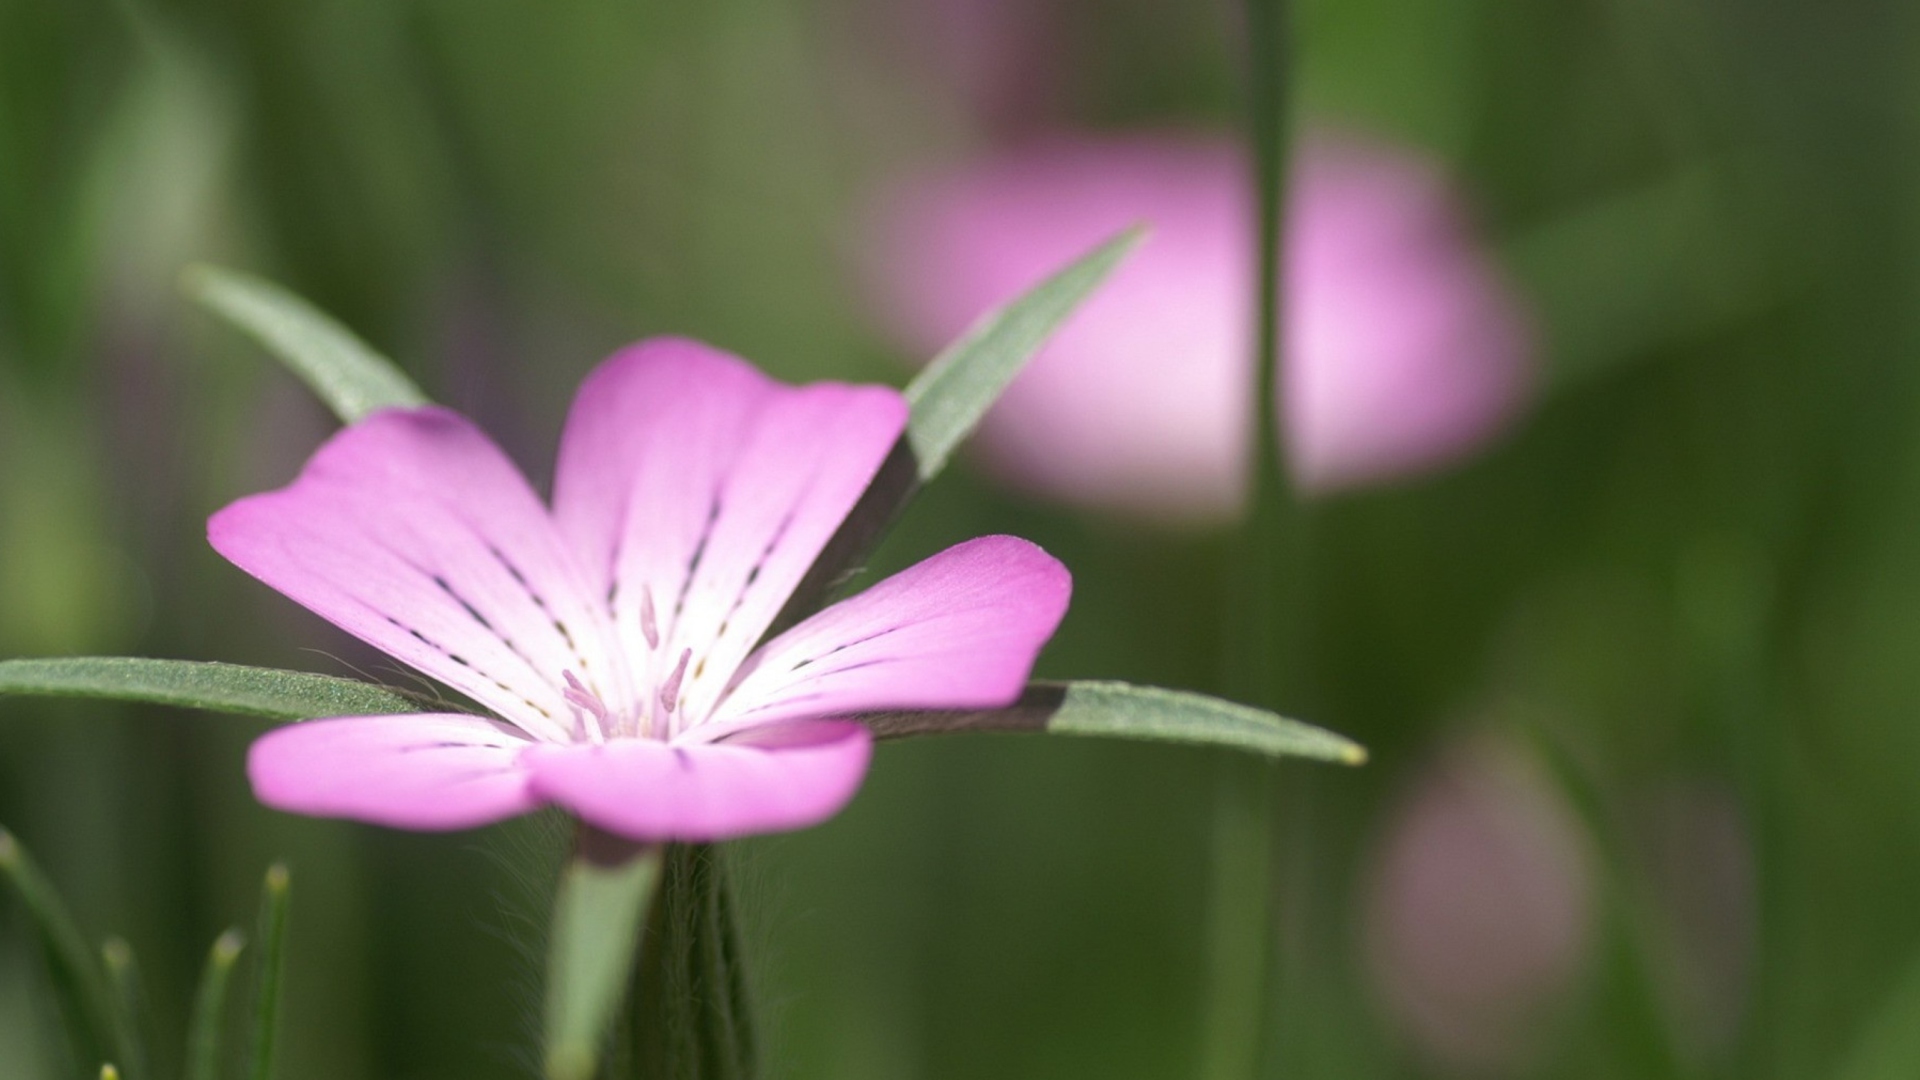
551,339 -> 907,727
701,535 -> 1071,736
247,714 -> 539,831
523,721 -> 872,841
210,408 -> 622,741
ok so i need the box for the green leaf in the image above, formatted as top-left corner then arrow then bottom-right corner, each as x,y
183,264 -> 428,425
0,827 -> 122,1077
545,838 -> 663,1080
247,864 -> 290,1080
771,228 -> 1145,631
863,681 -> 1365,765
185,930 -> 245,1080
101,938 -> 150,1080
0,657 -> 433,721
904,225 -> 1146,482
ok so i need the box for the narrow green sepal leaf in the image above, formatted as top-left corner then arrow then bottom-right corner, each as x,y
0,827 -> 122,1076
772,227 -> 1146,631
545,835 -> 663,1080
183,264 -> 428,424
185,929 -> 246,1080
102,938 -> 150,1080
0,657 -> 434,721
864,680 -> 1366,764
247,864 -> 290,1080
904,225 -> 1146,481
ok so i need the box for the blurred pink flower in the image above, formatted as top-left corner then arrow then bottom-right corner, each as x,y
1362,735 -> 1593,1073
868,132 -> 1533,518
210,338 -> 1071,841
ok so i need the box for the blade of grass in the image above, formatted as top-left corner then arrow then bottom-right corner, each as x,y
0,657 -> 433,720
544,835 -> 663,1080
247,864 -> 290,1080
185,930 -> 246,1080
1525,727 -> 1688,1079
101,938 -> 150,1080
0,827 -> 122,1076
182,264 -> 428,425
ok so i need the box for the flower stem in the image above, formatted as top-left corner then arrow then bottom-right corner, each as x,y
546,830 -> 662,1080
617,844 -> 758,1080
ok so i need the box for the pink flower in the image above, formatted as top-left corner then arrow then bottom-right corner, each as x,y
1362,736 -> 1592,1072
210,339 -> 1071,841
868,132 -> 1534,518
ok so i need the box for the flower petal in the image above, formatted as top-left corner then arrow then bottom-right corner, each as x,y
701,535 -> 1071,736
210,408 -> 623,741
550,338 -> 908,726
523,722 -> 873,841
247,714 -> 539,831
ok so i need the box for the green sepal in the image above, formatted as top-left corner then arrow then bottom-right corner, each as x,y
864,680 -> 1366,765
183,264 -> 428,425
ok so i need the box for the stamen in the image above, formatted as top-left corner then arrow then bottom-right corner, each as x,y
640,586 -> 661,650
659,648 -> 692,719
562,670 -> 611,742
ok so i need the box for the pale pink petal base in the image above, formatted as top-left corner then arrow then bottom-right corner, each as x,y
525,722 -> 873,842
551,338 -> 909,722
247,714 -> 540,831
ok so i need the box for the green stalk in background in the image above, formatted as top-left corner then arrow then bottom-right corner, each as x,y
247,864 -> 291,1080
1201,1 -> 1306,1078
0,827 -> 130,1076
186,930 -> 247,1080
101,938 -> 151,1080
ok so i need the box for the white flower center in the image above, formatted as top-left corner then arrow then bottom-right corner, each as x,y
562,586 -> 708,743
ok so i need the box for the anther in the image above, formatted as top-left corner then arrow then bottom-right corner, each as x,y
562,670 -> 612,741
640,586 -> 661,650
659,648 -> 692,717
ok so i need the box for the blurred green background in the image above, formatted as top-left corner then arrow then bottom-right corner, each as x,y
2,0 -> 1916,1078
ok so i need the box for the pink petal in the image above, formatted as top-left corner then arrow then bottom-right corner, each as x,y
523,722 -> 873,841
550,338 -> 908,722
210,408 -> 622,741
247,714 -> 540,831
701,535 -> 1070,736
